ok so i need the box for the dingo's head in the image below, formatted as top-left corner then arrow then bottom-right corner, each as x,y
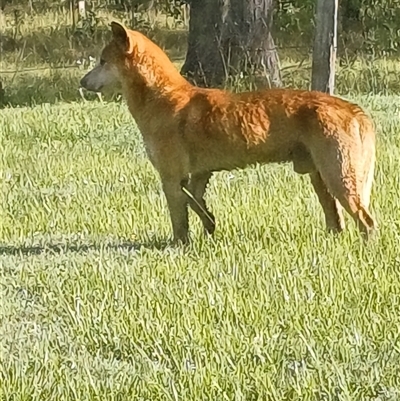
80,22 -> 142,94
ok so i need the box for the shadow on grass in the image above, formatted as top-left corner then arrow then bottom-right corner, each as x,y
0,35 -> 186,108
1,70 -> 91,108
0,239 -> 173,256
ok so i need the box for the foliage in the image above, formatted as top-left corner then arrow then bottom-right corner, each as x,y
358,0 -> 400,55
274,0 -> 400,56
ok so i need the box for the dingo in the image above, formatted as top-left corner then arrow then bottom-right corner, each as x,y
80,22 -> 377,244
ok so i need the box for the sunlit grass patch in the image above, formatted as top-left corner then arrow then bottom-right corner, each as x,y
1,95 -> 400,400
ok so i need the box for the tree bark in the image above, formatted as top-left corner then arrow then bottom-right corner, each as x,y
181,0 -> 282,88
311,0 -> 338,94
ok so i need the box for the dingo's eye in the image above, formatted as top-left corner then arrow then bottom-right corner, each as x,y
100,59 -> 106,66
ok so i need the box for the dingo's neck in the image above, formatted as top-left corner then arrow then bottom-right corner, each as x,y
121,50 -> 194,121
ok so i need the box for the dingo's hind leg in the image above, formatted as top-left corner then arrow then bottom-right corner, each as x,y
309,171 -> 345,233
183,172 -> 216,235
309,138 -> 376,239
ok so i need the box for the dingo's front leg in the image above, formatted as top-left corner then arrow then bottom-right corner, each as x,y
162,178 -> 190,244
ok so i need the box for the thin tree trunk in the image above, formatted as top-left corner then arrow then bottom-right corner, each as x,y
311,0 -> 338,94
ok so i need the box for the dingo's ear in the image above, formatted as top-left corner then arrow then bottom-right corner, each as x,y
111,22 -> 133,54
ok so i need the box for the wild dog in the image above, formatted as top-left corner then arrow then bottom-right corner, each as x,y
80,22 -> 377,244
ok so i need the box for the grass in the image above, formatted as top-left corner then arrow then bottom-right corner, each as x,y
1,93 -> 400,400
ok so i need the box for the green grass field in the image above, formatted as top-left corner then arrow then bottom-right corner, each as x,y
1,94 -> 400,400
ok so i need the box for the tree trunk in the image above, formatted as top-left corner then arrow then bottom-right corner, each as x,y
311,0 -> 338,94
181,0 -> 282,88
